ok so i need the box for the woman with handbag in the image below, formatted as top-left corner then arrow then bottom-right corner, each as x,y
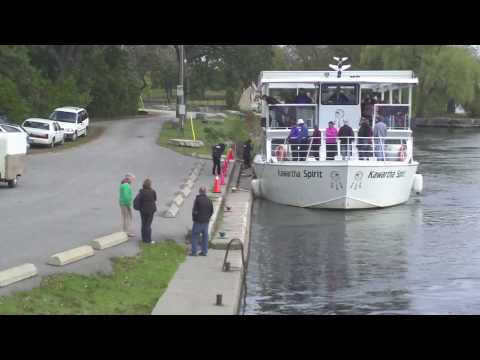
134,178 -> 157,244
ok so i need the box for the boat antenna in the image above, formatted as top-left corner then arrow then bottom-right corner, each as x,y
329,57 -> 351,78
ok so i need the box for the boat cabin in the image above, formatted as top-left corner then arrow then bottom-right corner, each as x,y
257,68 -> 419,163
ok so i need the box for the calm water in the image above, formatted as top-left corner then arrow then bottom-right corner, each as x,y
242,128 -> 480,315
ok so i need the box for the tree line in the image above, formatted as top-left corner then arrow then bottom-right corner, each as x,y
1,45 -> 479,123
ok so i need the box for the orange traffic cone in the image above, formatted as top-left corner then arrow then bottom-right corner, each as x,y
222,160 -> 228,178
227,148 -> 234,161
220,171 -> 225,185
213,176 -> 221,193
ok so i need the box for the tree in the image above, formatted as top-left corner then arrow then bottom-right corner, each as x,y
360,45 -> 480,116
285,45 -> 366,70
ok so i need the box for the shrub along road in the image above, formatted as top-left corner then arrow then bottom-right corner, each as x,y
0,114 -> 198,299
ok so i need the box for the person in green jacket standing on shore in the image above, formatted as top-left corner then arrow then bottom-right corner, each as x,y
119,173 -> 136,237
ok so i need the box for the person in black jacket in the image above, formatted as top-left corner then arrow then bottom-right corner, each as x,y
136,178 -> 157,244
243,139 -> 252,168
337,120 -> 355,159
191,186 -> 214,256
212,143 -> 224,175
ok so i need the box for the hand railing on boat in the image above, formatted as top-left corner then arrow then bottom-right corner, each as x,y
269,136 -> 410,162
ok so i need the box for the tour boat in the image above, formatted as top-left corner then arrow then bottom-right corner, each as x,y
251,58 -> 423,209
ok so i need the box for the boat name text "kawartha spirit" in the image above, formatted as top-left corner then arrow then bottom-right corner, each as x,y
368,170 -> 406,179
277,169 -> 323,179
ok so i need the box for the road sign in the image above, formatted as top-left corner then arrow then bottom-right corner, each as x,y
177,85 -> 184,97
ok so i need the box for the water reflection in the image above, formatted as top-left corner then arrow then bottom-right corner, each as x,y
244,128 -> 480,315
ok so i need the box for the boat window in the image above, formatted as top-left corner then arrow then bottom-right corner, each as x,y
269,89 -> 298,104
321,84 -> 359,105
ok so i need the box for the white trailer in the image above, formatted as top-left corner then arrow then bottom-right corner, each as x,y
0,132 -> 27,188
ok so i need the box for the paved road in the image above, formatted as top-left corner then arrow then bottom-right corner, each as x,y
0,114 -> 203,297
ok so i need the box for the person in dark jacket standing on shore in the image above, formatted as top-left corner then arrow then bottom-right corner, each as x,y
243,139 -> 252,168
191,186 -> 214,256
212,143 -> 224,175
135,178 -> 157,244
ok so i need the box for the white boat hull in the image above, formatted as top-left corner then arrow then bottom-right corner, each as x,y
252,158 -> 419,209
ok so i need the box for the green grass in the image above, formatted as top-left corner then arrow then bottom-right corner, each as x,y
0,242 -> 186,315
158,115 -> 248,157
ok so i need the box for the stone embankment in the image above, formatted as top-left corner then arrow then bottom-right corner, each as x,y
152,161 -> 253,315
414,117 -> 480,128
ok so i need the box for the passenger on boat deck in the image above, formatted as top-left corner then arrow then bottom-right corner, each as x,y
306,92 -> 315,103
325,121 -> 338,160
311,125 -> 321,161
261,94 -> 285,127
373,116 -> 387,161
362,96 -> 374,121
288,119 -> 309,161
261,94 -> 280,105
329,86 -> 350,105
295,91 -> 313,104
357,118 -> 373,160
337,120 -> 354,159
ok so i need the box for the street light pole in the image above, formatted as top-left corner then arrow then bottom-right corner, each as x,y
178,45 -> 185,131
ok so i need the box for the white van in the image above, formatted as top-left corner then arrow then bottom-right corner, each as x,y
0,131 -> 27,187
49,107 -> 89,141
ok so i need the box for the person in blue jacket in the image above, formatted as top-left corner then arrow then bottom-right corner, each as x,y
288,119 -> 309,161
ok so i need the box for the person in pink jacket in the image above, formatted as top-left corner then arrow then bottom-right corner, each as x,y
325,121 -> 338,160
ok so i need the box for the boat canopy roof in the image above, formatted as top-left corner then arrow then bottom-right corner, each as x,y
259,70 -> 418,86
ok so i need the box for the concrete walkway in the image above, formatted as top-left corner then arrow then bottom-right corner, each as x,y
152,164 -> 253,315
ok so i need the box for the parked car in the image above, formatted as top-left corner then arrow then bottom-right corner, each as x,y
0,124 -> 31,150
49,107 -> 89,141
22,119 -> 65,148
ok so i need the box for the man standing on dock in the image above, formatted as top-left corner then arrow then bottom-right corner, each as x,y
212,143 -> 224,175
243,139 -> 252,168
190,186 -> 214,256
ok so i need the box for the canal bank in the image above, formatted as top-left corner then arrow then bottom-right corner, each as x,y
152,161 -> 253,315
414,117 -> 480,128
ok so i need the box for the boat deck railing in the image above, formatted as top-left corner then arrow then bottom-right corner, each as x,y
269,136 -> 411,162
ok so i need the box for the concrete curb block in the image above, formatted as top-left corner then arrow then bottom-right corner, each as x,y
173,194 -> 185,207
0,263 -> 38,287
163,203 -> 180,218
163,160 -> 204,219
183,179 -> 195,189
189,173 -> 198,183
177,186 -> 192,198
48,245 -> 95,266
90,232 -> 128,250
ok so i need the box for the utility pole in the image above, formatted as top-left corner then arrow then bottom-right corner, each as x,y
177,45 -> 185,132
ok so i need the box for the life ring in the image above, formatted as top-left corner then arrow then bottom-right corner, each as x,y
398,144 -> 407,161
275,145 -> 286,161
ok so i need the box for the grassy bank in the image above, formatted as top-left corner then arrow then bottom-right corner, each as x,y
0,242 -> 186,315
158,115 -> 248,157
